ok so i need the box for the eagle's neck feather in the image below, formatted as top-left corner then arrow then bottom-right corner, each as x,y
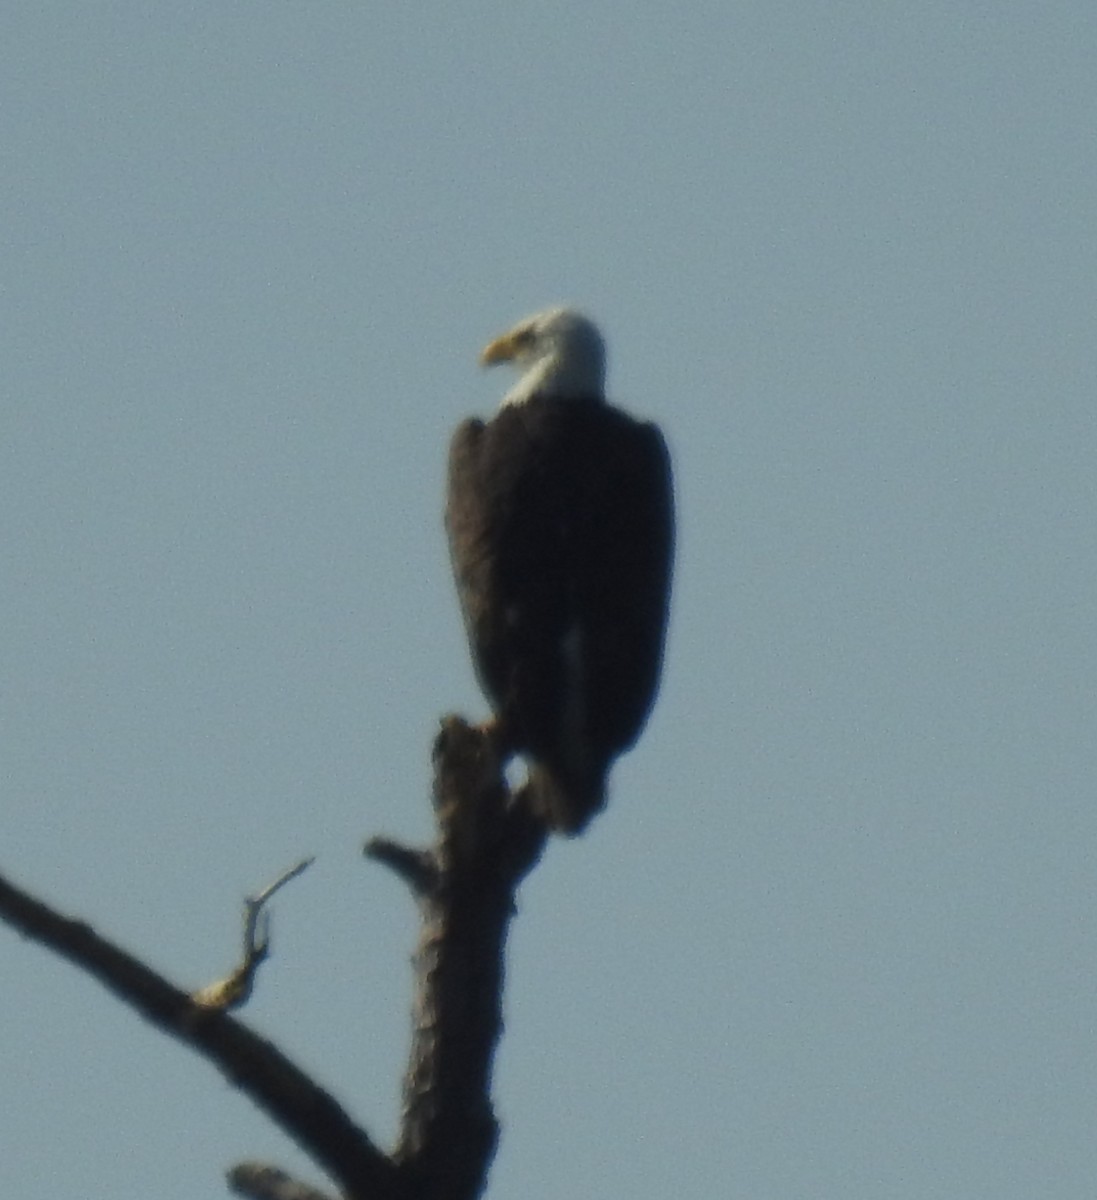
501,357 -> 604,407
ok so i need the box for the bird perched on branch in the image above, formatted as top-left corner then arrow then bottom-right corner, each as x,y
445,306 -> 674,834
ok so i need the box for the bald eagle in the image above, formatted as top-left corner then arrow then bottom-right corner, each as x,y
445,307 -> 674,834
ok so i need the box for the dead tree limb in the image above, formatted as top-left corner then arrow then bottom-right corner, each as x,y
227,1162 -> 337,1200
367,716 -> 547,1199
0,865 -> 396,1197
0,716 -> 547,1200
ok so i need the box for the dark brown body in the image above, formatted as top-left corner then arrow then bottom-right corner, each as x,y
446,394 -> 673,833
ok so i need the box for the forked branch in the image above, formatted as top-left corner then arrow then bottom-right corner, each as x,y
367,717 -> 547,1198
0,866 -> 395,1197
0,717 -> 547,1200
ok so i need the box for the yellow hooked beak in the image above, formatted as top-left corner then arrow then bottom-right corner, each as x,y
479,327 -> 534,366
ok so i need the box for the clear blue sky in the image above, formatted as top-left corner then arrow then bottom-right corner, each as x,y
3,4 -> 1096,1198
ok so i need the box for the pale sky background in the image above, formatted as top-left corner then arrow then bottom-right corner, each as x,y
3,4 -> 1096,1198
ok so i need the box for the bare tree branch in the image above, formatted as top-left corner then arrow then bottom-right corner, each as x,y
0,869 -> 398,1199
227,1162 -> 335,1200
364,839 -> 439,898
3,716 -> 548,1199
367,716 -> 547,1199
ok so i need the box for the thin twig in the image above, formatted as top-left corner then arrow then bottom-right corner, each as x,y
193,857 -> 315,1010
364,838 -> 439,898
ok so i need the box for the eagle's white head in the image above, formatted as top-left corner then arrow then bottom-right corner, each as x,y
480,306 -> 606,407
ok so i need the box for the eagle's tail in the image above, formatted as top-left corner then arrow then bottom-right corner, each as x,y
528,759 -> 607,836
